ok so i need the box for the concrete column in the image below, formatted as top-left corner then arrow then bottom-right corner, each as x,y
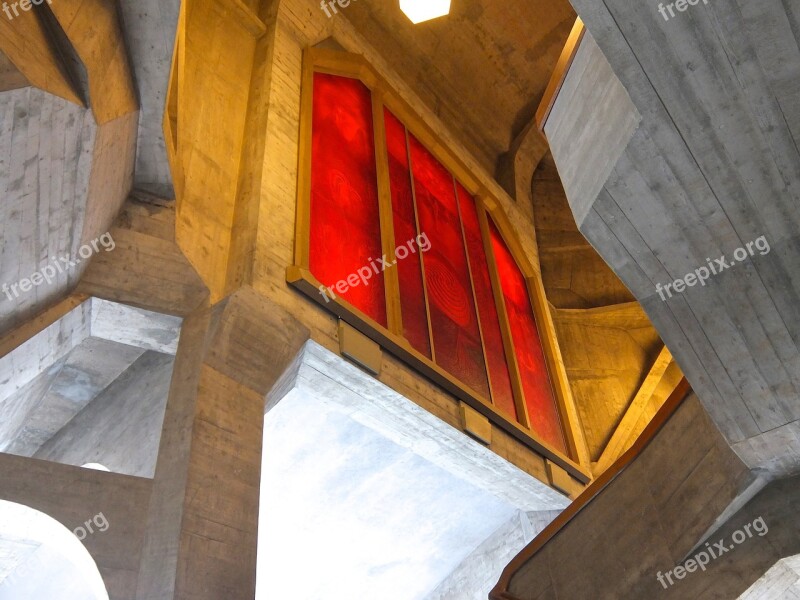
135,288 -> 309,600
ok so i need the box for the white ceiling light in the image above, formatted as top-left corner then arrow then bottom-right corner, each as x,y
400,0 -> 451,24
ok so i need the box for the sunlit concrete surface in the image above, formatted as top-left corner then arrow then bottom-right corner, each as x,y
257,342 -> 567,600
739,555 -> 800,599
0,500 -> 108,600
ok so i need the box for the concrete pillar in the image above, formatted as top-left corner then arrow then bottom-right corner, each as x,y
135,288 -> 309,600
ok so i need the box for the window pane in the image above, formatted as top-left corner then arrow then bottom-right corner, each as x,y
457,186 -> 518,420
384,109 -> 431,358
489,219 -> 566,453
409,134 -> 490,399
309,73 -> 387,326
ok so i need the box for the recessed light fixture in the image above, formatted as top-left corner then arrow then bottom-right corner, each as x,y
400,0 -> 451,24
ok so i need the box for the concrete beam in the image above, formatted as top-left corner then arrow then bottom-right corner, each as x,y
78,198 -> 209,317
542,1 -> 800,477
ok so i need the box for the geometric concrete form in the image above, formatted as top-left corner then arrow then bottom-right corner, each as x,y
0,455 -> 152,600
0,499 -> 108,600
117,0 -> 181,197
268,341 -> 571,512
544,1 -> 800,478
0,86 -> 137,336
259,341 -> 567,599
425,510 -> 562,600
0,297 -> 181,475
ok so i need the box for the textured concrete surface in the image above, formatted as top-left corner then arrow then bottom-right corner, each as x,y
0,88 -> 96,334
259,392 -> 518,599
425,510 -> 561,600
0,455 -> 153,600
118,0 -> 180,197
34,350 -> 174,478
740,556 -> 800,599
545,0 -> 800,478
271,341 -> 571,511
0,298 -> 179,474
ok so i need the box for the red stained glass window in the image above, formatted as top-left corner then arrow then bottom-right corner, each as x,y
457,185 -> 518,420
384,109 -> 431,358
309,73 -> 387,326
302,71 -> 570,458
489,219 -> 566,452
409,134 -> 491,399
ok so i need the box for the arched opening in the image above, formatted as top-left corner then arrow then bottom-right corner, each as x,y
0,500 -> 108,600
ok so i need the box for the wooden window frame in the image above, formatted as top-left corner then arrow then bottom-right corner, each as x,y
286,47 -> 591,484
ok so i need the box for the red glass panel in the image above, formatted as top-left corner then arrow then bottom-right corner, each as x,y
384,109 -> 431,358
409,134 -> 490,398
309,73 -> 387,326
489,219 -> 566,453
457,186 -> 518,420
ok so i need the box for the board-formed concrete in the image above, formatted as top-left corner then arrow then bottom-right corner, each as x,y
117,0 -> 181,198
502,398 -> 800,600
0,297 -> 181,474
270,341 -> 571,512
739,555 -> 800,599
544,1 -> 800,478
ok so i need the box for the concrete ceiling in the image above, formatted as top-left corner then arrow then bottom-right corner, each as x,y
0,0 -> 177,339
342,0 -> 577,173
